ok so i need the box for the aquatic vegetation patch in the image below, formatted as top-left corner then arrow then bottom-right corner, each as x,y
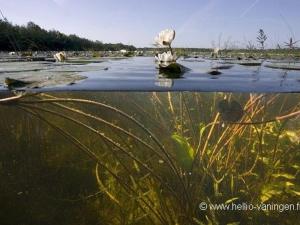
1,92 -> 300,224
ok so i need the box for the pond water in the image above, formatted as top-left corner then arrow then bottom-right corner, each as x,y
1,91 -> 300,225
1,57 -> 300,92
1,57 -> 300,224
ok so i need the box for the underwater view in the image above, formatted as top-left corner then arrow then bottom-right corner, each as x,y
1,0 -> 300,224
1,91 -> 300,225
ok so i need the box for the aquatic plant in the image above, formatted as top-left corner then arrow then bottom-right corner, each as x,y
1,92 -> 300,224
257,29 -> 267,50
54,51 -> 67,62
246,41 -> 256,50
154,29 -> 177,65
211,47 -> 221,58
154,29 -> 175,49
155,51 -> 177,65
284,37 -> 299,49
154,29 -> 187,77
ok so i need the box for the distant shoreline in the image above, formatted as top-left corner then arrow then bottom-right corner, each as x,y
0,20 -> 136,52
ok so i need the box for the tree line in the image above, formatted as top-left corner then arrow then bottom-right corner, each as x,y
0,20 -> 136,51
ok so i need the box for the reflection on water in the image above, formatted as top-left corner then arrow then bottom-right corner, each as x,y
2,57 -> 300,92
1,92 -> 300,224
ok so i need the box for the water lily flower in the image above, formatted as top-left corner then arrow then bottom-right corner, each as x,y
154,29 -> 185,77
154,29 -> 176,47
211,47 -> 221,58
214,48 -> 220,55
155,51 -> 177,63
54,51 -> 67,62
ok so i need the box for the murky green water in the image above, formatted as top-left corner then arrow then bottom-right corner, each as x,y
1,92 -> 300,225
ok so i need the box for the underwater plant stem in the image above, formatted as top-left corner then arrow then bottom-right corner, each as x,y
49,101 -> 174,170
0,94 -> 24,103
180,93 -> 183,135
20,103 -> 188,206
26,95 -> 170,159
201,113 -> 220,158
181,94 -> 197,145
168,44 -> 173,55
21,96 -> 183,174
167,92 -> 175,115
18,105 -> 167,225
34,95 -> 191,204
25,94 -> 193,212
276,110 -> 300,120
271,121 -> 288,167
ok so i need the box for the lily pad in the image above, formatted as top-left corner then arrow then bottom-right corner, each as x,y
158,63 -> 188,78
223,60 -> 263,66
264,63 -> 300,70
4,77 -> 34,89
208,70 -> 222,75
238,61 -> 263,66
211,65 -> 233,70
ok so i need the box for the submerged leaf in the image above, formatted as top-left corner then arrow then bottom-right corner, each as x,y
172,134 -> 195,171
260,184 -> 283,203
289,190 -> 300,196
225,197 -> 239,204
284,131 -> 300,143
199,123 -> 206,138
285,183 -> 300,196
272,173 -> 295,180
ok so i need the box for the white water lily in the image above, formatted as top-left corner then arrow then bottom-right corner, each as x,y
154,29 -> 184,75
155,51 -> 177,63
154,29 -> 175,47
211,47 -> 221,58
54,51 -> 67,62
214,48 -> 220,55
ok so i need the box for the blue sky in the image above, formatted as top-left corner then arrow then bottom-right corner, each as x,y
0,0 -> 299,48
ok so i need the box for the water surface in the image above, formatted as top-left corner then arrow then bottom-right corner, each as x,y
1,57 -> 300,92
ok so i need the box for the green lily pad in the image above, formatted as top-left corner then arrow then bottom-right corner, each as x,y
158,63 -> 188,78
